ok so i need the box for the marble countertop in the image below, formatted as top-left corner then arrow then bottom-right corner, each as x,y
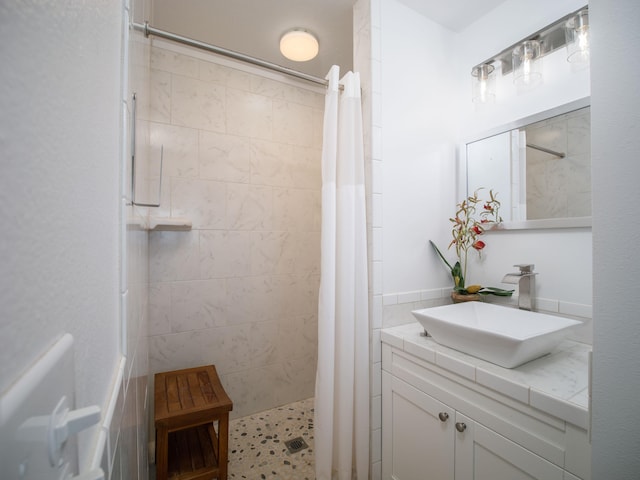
381,322 -> 591,430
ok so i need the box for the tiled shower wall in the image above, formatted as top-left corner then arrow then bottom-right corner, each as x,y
526,107 -> 591,220
147,40 -> 322,419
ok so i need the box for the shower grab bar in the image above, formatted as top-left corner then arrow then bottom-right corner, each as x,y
526,143 -> 566,158
130,92 -> 162,207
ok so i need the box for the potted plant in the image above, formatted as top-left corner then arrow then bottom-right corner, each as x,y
431,189 -> 513,302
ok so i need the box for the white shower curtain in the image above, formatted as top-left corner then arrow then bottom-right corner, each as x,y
314,65 -> 369,480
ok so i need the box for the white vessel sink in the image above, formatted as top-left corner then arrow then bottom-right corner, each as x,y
411,302 -> 581,368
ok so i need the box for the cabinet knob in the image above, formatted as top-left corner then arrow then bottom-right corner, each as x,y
438,412 -> 449,422
455,422 -> 467,432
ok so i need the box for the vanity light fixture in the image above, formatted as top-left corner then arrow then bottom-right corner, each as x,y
565,10 -> 590,65
512,40 -> 543,91
469,6 -> 589,102
279,29 -> 319,62
471,63 -> 496,104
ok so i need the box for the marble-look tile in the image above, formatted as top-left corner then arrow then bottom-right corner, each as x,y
199,230 -> 251,279
199,131 -> 251,183
171,177 -> 226,229
278,315 -> 318,361
291,145 -> 321,189
272,274 -> 319,318
529,389 -> 589,429
311,108 -> 324,149
403,337 -> 436,364
149,230 -> 200,282
197,325 -> 252,375
252,365 -> 284,415
149,122 -> 199,178
283,86 -> 323,110
151,47 -> 199,78
380,330 -> 403,350
171,74 -> 226,132
250,139 -> 295,187
249,320 -> 280,367
273,99 -> 314,147
250,76 -> 287,99
226,88 -> 272,140
198,60 -> 253,91
226,275 -> 276,325
148,330 -> 206,374
567,110 -> 591,156
476,367 -> 530,404
275,353 -> 317,406
149,69 -> 171,123
226,183 -> 273,230
272,188 -> 321,231
251,231 -> 296,275
435,350 -> 476,380
294,231 -> 320,274
148,283 -> 171,336
170,279 -> 226,332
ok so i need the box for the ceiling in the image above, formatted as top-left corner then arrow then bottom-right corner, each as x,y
151,0 -> 509,79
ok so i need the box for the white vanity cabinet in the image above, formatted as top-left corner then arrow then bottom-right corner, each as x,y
382,326 -> 591,480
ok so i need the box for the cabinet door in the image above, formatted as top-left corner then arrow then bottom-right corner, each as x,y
382,372 -> 455,480
454,413 -> 564,480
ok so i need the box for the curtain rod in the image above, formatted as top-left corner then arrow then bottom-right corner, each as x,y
132,22 -> 329,87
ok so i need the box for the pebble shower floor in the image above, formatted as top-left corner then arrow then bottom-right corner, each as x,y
228,397 -> 315,479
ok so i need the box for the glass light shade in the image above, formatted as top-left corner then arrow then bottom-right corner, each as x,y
512,40 -> 542,91
471,64 -> 496,104
565,10 -> 590,65
279,29 -> 319,62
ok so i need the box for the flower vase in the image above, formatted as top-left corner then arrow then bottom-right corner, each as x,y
451,291 -> 481,303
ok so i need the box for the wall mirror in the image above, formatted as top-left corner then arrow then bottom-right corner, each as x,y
465,97 -> 591,230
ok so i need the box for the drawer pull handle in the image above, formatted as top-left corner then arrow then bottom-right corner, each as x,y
438,412 -> 449,422
455,422 -> 467,433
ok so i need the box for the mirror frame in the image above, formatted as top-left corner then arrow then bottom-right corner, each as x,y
462,96 -> 591,230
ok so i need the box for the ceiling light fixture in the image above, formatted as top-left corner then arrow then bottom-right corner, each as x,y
279,29 -> 319,62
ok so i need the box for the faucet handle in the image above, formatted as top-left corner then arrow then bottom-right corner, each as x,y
514,264 -> 535,273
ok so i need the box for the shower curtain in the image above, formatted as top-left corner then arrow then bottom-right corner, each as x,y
314,65 -> 369,480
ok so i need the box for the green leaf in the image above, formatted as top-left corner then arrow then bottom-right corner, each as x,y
478,287 -> 514,296
429,240 -> 454,271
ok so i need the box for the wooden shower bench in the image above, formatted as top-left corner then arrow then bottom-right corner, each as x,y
154,365 -> 233,480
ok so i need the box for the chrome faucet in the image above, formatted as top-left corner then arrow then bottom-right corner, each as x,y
502,264 -> 538,311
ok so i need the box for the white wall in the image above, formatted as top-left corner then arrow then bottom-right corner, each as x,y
454,0 -> 592,313
590,0 -> 640,476
380,0 -> 593,333
0,0 -> 121,428
381,0 -> 459,296
0,1 -> 151,477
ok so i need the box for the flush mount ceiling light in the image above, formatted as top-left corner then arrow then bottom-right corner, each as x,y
279,29 -> 319,62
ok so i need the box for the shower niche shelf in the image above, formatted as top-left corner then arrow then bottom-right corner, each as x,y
149,216 -> 192,231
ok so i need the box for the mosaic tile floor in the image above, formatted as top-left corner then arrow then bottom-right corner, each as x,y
228,397 -> 315,479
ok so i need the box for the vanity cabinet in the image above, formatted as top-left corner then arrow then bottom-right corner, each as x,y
382,341 -> 591,480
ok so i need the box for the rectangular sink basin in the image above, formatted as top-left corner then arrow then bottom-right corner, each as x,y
411,302 -> 581,368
